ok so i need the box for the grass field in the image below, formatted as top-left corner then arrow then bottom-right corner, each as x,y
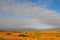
0,30 -> 60,40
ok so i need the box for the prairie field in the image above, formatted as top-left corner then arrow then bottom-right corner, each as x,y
0,30 -> 60,40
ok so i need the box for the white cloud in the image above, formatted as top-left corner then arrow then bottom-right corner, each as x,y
0,0 -> 60,30
0,18 -> 54,29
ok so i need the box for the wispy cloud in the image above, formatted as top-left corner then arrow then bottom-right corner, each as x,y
0,0 -> 60,30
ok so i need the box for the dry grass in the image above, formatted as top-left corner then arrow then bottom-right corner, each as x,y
0,30 -> 60,40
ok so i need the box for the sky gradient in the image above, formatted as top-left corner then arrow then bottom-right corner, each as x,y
0,0 -> 60,30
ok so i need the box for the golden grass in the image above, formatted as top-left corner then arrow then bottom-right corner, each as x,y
0,30 -> 60,40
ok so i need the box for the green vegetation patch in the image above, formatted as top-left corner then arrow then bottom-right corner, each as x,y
18,34 -> 28,37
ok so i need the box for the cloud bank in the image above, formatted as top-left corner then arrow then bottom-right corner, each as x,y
0,0 -> 60,30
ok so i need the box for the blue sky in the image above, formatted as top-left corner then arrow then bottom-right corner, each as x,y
0,0 -> 60,30
15,0 -> 60,13
47,0 -> 60,13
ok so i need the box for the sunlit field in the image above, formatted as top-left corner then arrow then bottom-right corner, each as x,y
0,0 -> 60,40
0,30 -> 60,40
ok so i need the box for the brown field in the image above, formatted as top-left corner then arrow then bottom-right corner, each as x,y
0,30 -> 60,40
